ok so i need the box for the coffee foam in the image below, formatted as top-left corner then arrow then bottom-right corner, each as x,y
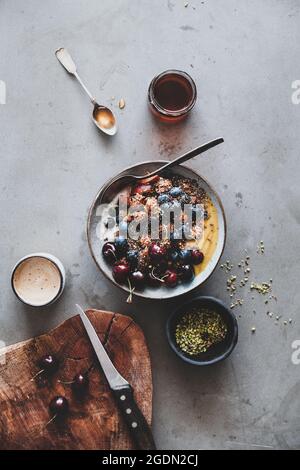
13,256 -> 61,306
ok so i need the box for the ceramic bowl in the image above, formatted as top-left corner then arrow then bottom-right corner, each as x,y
166,296 -> 238,365
87,161 -> 226,300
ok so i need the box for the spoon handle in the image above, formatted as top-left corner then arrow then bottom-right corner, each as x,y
145,137 -> 224,179
73,72 -> 96,104
55,47 -> 77,74
55,47 -> 96,104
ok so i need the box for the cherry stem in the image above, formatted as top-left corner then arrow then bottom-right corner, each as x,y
108,248 -> 117,260
151,267 -> 166,283
126,278 -> 135,304
57,379 -> 74,385
45,414 -> 57,428
30,369 -> 45,382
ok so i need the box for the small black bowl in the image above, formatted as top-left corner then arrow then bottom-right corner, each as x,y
166,296 -> 238,366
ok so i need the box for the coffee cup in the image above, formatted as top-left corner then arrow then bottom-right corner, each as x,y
11,253 -> 66,307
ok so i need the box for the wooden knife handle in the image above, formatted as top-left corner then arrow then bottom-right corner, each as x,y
112,385 -> 156,450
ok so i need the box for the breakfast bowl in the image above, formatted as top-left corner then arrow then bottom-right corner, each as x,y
166,296 -> 238,365
87,161 -> 226,300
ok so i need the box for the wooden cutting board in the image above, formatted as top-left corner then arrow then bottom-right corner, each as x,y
0,309 -> 153,450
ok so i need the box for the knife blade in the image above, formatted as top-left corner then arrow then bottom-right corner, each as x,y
76,304 -> 156,450
76,304 -> 129,390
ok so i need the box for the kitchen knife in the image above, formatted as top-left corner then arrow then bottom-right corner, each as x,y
76,304 -> 156,450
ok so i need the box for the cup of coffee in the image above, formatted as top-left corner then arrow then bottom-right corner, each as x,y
11,253 -> 66,307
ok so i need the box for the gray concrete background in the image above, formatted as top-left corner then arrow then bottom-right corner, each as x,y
1,0 -> 300,450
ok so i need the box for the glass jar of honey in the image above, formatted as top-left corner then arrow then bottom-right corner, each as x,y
148,69 -> 197,122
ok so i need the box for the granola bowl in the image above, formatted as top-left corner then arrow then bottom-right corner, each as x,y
87,161 -> 226,300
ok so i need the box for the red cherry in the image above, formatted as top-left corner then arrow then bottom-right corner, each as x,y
191,249 -> 204,265
149,243 -> 167,265
72,373 -> 89,395
112,262 -> 130,283
130,271 -> 145,289
164,270 -> 178,288
102,242 -> 116,263
49,396 -> 69,418
179,264 -> 194,282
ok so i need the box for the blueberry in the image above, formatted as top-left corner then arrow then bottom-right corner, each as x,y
126,249 -> 139,268
178,249 -> 192,264
179,193 -> 191,205
114,236 -> 128,255
168,249 -> 180,263
158,194 -> 171,205
169,187 -> 183,198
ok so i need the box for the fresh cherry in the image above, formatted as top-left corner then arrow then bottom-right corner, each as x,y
39,355 -> 59,374
129,271 -> 145,289
47,396 -> 69,426
191,249 -> 204,265
149,243 -> 167,265
179,264 -> 194,282
31,354 -> 59,381
102,242 -> 116,263
112,262 -> 130,283
164,269 -> 178,288
72,373 -> 89,395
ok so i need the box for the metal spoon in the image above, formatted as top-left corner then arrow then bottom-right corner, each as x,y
55,48 -> 117,136
99,137 -> 224,203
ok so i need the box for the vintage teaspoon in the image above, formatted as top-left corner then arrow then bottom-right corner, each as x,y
55,47 -> 117,136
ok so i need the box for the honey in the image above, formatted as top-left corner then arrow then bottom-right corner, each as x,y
148,70 -> 197,122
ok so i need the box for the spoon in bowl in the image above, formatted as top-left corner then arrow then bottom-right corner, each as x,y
55,48 -> 117,136
99,137 -> 224,203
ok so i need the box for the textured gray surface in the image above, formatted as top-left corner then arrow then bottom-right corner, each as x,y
1,0 -> 300,450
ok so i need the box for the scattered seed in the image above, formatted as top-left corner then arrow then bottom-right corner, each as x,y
118,98 -> 126,109
250,282 -> 271,295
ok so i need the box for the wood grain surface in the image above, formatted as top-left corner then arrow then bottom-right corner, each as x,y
0,309 -> 153,450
